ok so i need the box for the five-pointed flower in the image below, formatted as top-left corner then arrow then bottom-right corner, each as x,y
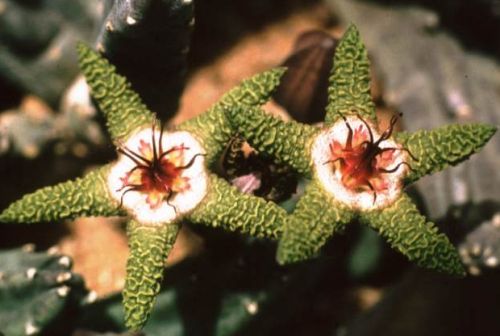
0,44 -> 289,331
225,24 -> 496,276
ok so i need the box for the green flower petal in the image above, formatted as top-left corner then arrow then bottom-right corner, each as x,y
187,174 -> 286,240
178,68 -> 286,167
77,43 -> 156,141
360,193 -> 465,276
0,165 -> 122,224
396,123 -> 497,184
325,24 -> 376,124
123,220 -> 179,331
277,180 -> 354,264
226,105 -> 318,176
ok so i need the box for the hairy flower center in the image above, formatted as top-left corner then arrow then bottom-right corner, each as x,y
117,125 -> 204,210
141,159 -> 179,193
326,115 -> 412,203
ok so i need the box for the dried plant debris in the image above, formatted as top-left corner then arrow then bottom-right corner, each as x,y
273,30 -> 339,123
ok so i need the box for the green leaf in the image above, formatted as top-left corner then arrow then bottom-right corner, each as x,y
277,180 -> 354,264
123,220 -> 179,331
360,193 -> 465,276
396,123 -> 497,184
77,43 -> 156,142
0,166 -> 122,224
325,24 -> 376,124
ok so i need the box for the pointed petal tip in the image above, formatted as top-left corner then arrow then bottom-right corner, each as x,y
469,123 -> 497,142
274,66 -> 288,77
124,306 -> 148,332
462,123 -> 496,144
0,206 -> 23,223
76,42 -> 96,62
276,246 -> 293,265
326,20 -> 376,124
0,167 -> 120,224
345,22 -> 360,34
122,221 -> 179,331
361,194 -> 467,277
276,247 -> 314,266
75,41 -> 88,53
483,123 -> 497,138
433,250 -> 466,277
453,265 -> 467,278
401,122 -> 498,184
0,210 -> 9,223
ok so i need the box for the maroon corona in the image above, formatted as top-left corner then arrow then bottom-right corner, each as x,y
313,114 -> 415,210
107,126 -> 208,225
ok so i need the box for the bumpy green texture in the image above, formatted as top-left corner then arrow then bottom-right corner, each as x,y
325,24 -> 375,124
277,180 -> 353,264
123,221 -> 179,331
224,23 -> 495,275
0,247 -> 87,336
0,166 -> 122,223
188,174 -> 286,240
396,123 -> 497,184
1,43 -> 295,331
178,68 -> 285,166
77,43 -> 155,141
3,25 -> 495,331
226,105 -> 318,175
360,194 -> 465,275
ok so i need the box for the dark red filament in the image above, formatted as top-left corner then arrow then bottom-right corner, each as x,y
116,123 -> 205,212
325,114 -> 416,203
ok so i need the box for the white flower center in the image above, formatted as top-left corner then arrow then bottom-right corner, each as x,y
312,117 -> 408,211
107,128 -> 208,225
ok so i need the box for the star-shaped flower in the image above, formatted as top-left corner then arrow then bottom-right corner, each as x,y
225,24 -> 496,276
0,44 -> 289,330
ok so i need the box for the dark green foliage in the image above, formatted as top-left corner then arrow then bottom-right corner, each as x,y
0,0 -> 100,106
96,0 -> 194,119
0,246 -> 87,336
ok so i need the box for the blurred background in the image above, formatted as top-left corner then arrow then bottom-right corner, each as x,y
0,0 -> 499,335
